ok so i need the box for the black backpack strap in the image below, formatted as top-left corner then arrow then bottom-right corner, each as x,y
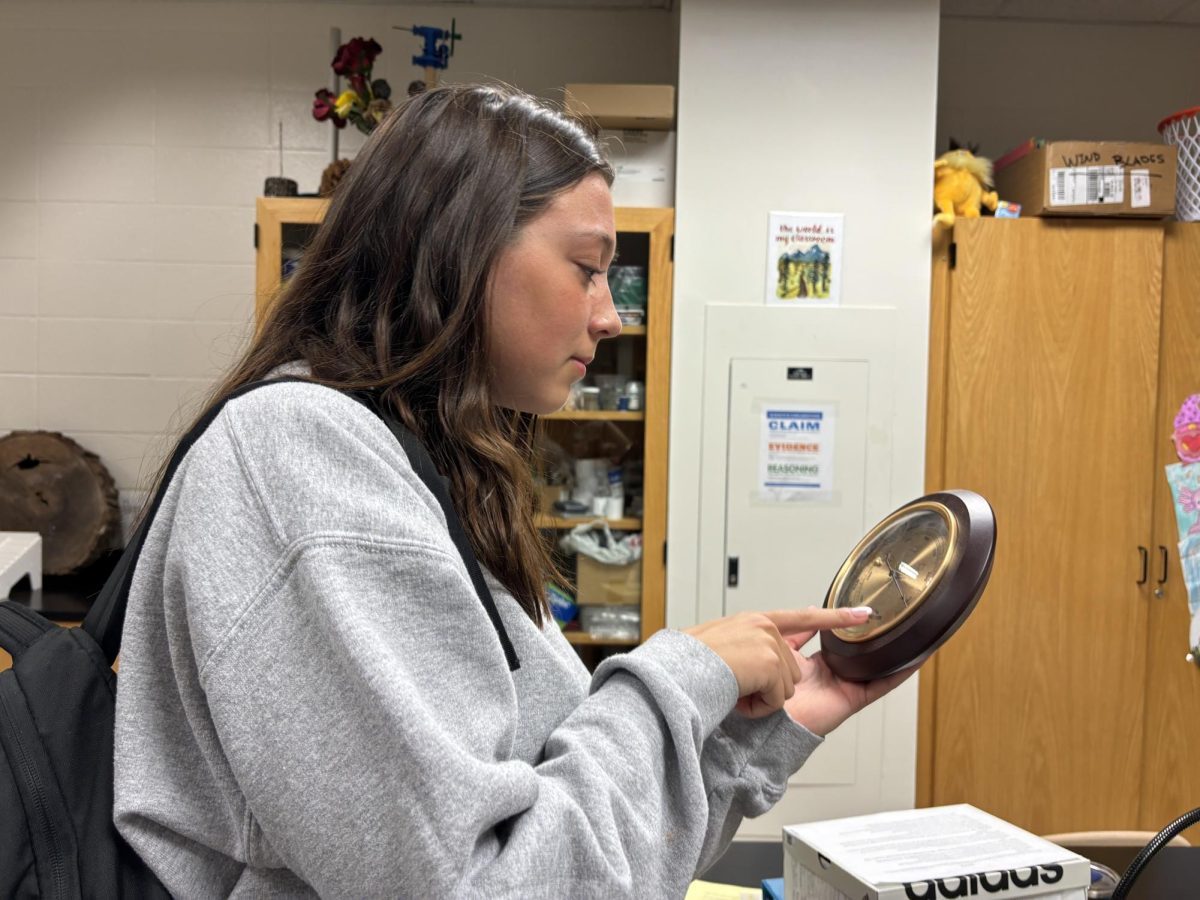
82,377 -> 520,671
350,390 -> 520,672
0,599 -> 55,660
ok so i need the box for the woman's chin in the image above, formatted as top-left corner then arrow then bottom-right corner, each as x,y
500,394 -> 569,417
533,396 -> 569,416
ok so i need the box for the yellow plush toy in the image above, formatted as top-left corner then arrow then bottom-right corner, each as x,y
933,143 -> 999,227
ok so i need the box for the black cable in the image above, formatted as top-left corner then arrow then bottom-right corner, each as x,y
1111,806 -> 1200,900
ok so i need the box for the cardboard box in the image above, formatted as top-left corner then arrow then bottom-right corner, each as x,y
575,554 -> 642,606
994,140 -> 1175,217
601,127 -> 675,207
783,805 -> 1090,900
565,83 -> 675,131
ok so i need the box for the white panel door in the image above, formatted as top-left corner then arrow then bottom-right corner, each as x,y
724,358 -> 869,617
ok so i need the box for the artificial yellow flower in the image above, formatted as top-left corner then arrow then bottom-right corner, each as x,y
335,89 -> 360,118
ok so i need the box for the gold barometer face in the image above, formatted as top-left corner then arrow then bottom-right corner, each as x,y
820,490 -> 996,682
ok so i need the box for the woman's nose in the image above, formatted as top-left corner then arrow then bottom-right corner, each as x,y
591,281 -> 622,339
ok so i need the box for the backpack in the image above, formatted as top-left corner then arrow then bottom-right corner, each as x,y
0,378 -> 518,898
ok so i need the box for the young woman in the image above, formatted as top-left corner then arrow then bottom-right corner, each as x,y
114,84 -> 910,898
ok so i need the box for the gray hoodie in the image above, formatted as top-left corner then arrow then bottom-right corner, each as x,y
113,380 -> 821,898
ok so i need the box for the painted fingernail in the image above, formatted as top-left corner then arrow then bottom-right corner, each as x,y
850,606 -> 873,616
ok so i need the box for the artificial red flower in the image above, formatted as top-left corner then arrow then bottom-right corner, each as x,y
312,88 -> 347,128
332,37 -> 382,76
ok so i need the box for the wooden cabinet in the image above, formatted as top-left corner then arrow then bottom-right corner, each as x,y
1141,224 -> 1200,839
918,218 -> 1200,840
254,199 -> 674,655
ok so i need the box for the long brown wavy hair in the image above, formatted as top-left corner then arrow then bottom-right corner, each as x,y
156,84 -> 614,625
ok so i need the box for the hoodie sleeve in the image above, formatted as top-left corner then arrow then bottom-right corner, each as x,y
694,709 -> 824,873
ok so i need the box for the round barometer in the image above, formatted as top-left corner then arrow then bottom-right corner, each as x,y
820,490 -> 996,682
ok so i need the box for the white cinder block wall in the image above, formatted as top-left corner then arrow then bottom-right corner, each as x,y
0,0 -> 676,529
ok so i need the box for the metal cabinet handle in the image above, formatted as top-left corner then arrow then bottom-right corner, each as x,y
1158,545 -> 1169,585
1138,546 -> 1149,585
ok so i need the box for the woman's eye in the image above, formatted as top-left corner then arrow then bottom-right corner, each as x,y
578,264 -> 601,284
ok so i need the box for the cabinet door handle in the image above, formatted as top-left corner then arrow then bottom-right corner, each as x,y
1159,545 -> 1169,585
1137,546 -> 1149,585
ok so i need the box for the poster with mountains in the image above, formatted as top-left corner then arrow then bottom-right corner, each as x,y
766,212 -> 843,307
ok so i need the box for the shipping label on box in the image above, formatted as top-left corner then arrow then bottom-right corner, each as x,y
783,805 -> 1089,900
994,141 -> 1175,218
1048,164 -> 1124,206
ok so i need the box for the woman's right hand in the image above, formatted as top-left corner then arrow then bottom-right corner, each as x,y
684,607 -> 872,718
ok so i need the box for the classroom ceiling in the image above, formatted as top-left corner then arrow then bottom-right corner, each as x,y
125,0 -> 1200,21
434,0 -> 1200,20
161,0 -> 678,6
941,0 -> 1200,24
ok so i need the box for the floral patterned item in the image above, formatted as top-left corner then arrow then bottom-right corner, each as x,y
1173,393 -> 1200,463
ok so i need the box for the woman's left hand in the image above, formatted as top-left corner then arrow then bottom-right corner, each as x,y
781,629 -> 917,737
